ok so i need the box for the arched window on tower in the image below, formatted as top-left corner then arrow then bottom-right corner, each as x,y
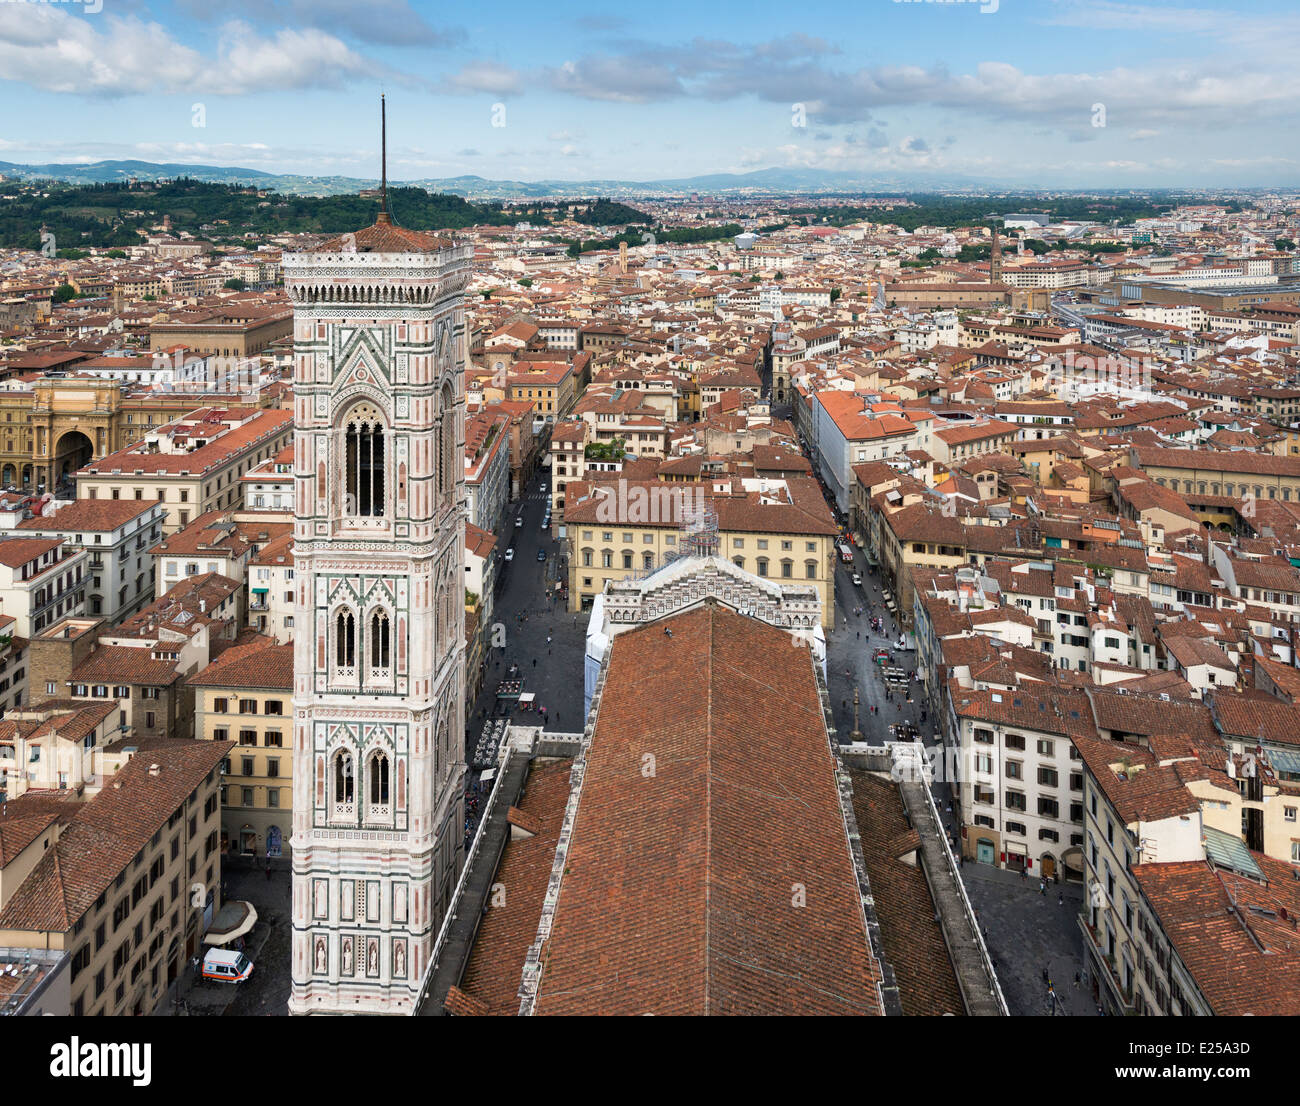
439,383 -> 455,507
335,608 -> 356,673
369,609 -> 391,674
367,752 -> 391,819
332,750 -> 355,820
342,402 -> 386,518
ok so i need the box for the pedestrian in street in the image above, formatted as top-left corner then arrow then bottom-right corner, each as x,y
1039,879 -> 1046,895
533,658 -> 537,667
265,860 -> 272,881
1020,867 -> 1027,882
1058,892 -> 1064,906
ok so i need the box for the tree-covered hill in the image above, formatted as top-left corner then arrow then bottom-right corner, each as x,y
0,179 -> 516,251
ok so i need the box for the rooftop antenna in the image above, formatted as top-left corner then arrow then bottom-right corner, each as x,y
378,93 -> 391,225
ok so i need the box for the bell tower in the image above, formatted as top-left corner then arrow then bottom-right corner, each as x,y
283,99 -> 470,1014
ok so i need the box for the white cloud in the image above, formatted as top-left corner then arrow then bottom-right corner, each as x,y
441,60 -> 523,96
0,9 -> 373,95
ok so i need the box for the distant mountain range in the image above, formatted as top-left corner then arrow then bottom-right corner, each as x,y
0,158 -> 999,199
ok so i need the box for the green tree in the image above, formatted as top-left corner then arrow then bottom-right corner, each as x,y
518,278 -> 533,288
52,283 -> 78,303
223,277 -> 246,291
1276,238 -> 1296,252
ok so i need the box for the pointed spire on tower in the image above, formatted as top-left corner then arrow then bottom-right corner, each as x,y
377,93 -> 391,225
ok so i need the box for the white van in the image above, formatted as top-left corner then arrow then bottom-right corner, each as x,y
202,947 -> 254,983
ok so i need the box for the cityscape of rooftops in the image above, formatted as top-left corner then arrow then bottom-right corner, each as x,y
0,0 -> 1292,1069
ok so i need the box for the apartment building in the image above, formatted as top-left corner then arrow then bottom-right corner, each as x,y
0,536 -> 88,637
239,444 -> 294,513
1129,846 -> 1300,1016
950,686 -> 1094,878
0,740 -> 231,1016
151,509 -> 253,597
77,407 -> 293,534
811,392 -> 926,512
17,499 -> 164,623
506,361 -> 576,423
147,304 -> 292,359
547,418 -> 588,521
247,531 -> 295,642
463,406 -> 511,535
563,474 -> 838,627
1073,731 -> 1233,1015
190,638 -> 293,861
0,700 -> 123,801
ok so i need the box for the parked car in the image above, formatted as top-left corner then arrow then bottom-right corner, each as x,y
537,549 -> 547,562
504,548 -> 515,562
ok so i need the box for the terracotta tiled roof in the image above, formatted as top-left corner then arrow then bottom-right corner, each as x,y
0,537 -> 63,568
189,638 -> 292,691
1209,690 -> 1300,747
454,758 -> 573,1015
0,811 -> 58,867
847,770 -> 964,1015
1132,856 -> 1300,1015
0,740 -> 232,933
534,604 -> 883,1016
18,499 -> 157,532
308,219 -> 455,254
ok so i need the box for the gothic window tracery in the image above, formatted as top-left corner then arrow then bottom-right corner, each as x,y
342,401 -> 386,518
369,609 -> 392,674
367,751 -> 391,819
438,383 -> 455,508
335,607 -> 356,671
332,750 -> 355,819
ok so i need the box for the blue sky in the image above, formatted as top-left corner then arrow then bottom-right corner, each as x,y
0,0 -> 1295,187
